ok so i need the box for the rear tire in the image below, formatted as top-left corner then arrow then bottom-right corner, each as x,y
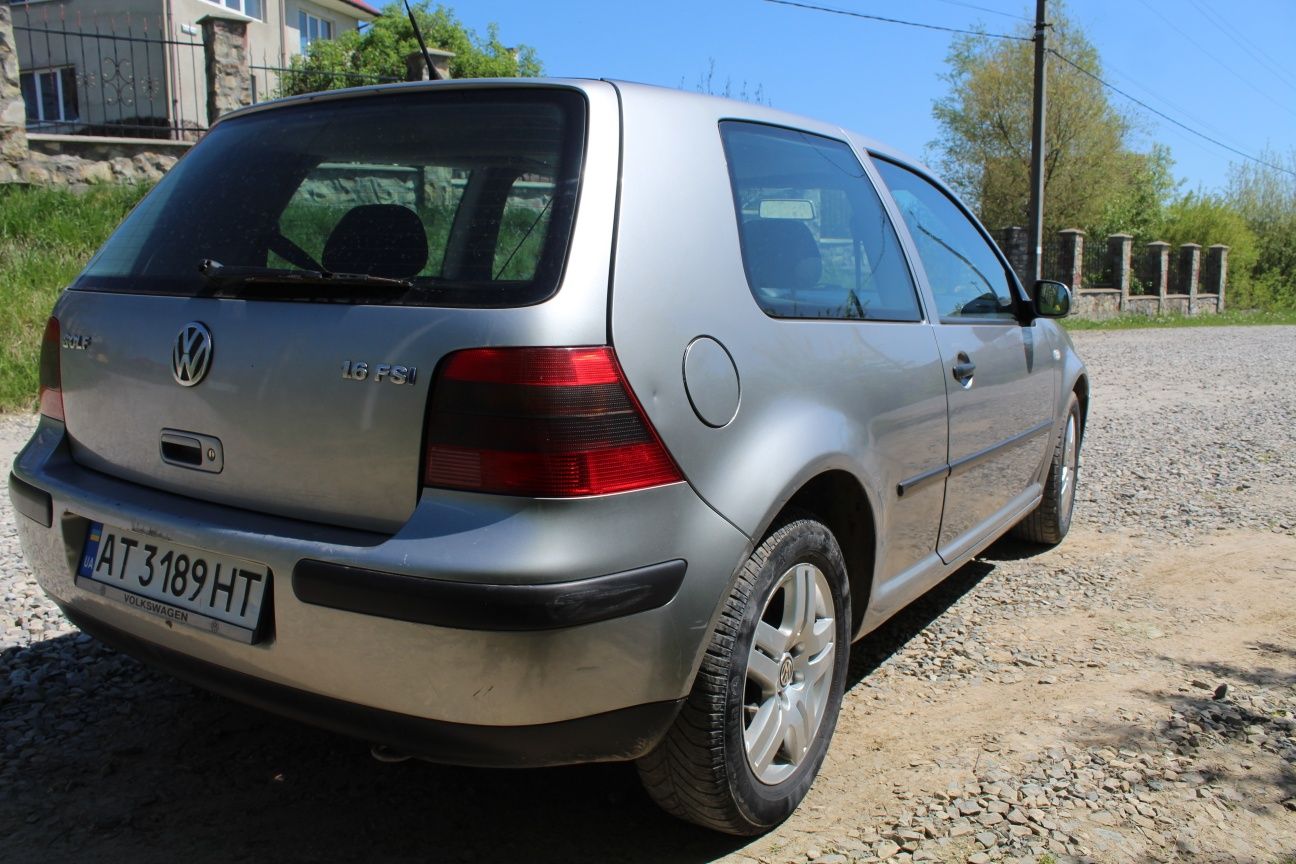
1013,393 -> 1081,545
636,516 -> 850,835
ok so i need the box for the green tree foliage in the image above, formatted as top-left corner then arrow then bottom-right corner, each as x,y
931,5 -> 1162,234
1225,148 -> 1296,309
1159,192 -> 1258,304
281,2 -> 541,95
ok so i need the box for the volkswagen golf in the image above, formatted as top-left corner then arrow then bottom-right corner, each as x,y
8,78 -> 1086,835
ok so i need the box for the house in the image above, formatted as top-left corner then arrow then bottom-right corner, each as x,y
9,0 -> 378,137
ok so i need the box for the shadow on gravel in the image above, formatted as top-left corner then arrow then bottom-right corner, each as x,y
973,534 -> 1053,563
1059,651 -> 1296,820
845,558 -> 996,687
0,635 -> 742,864
1,553 -> 1010,864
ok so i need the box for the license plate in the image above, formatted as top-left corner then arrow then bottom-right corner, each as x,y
76,522 -> 270,644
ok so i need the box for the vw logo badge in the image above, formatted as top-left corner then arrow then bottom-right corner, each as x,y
172,322 -> 213,387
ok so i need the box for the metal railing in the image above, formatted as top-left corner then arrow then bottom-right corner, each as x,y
12,5 -> 206,139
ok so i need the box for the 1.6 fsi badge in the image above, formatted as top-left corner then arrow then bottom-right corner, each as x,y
341,360 -> 417,385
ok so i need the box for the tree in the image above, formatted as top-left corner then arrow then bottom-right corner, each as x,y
930,4 -> 1161,234
683,59 -> 769,105
281,3 -> 541,96
1226,148 -> 1296,309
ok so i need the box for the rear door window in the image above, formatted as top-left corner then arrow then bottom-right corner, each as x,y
719,122 -> 922,322
76,89 -> 586,307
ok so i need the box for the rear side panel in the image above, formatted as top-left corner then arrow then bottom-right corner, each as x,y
51,80 -> 622,533
608,84 -> 949,586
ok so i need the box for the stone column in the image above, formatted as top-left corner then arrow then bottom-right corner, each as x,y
1145,241 -> 1170,312
999,226 -> 1030,285
405,48 -> 455,81
1179,243 -> 1202,312
1057,228 -> 1085,290
0,4 -> 29,176
1107,234 -> 1133,309
200,15 -> 252,126
1204,244 -> 1229,312
405,51 -> 430,82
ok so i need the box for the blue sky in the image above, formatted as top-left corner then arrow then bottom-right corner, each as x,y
454,0 -> 1295,196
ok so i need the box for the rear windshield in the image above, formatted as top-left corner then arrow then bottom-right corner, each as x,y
75,87 -> 587,307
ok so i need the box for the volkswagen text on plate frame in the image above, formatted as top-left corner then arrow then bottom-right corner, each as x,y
8,79 -> 1087,835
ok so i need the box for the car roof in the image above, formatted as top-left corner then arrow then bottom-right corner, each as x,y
215,77 -> 934,179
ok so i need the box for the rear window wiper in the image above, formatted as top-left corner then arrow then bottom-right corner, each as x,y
198,259 -> 413,293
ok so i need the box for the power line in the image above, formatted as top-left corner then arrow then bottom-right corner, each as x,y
1186,0 -> 1296,95
1049,49 -> 1296,179
761,0 -> 1029,41
917,0 -> 1030,22
1132,0 -> 1296,121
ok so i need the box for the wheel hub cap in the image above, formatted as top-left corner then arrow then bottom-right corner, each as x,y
778,656 -> 794,689
742,562 -> 837,786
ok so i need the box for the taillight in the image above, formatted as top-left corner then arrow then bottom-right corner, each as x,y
423,346 -> 683,497
38,317 -> 64,422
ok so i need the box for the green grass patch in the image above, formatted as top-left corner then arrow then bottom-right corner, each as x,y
0,183 -> 151,412
1062,307 -> 1296,330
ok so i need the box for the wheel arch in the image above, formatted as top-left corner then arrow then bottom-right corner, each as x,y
1071,372 -> 1090,443
754,469 -> 878,636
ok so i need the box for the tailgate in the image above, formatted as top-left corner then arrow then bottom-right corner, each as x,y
57,293 -> 439,532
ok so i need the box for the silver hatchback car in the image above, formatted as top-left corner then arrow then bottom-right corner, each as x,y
9,79 -> 1086,834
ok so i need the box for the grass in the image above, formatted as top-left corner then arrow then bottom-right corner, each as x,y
0,183 -> 151,412
1062,307 -> 1296,330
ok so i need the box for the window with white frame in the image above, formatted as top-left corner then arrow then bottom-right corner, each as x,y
298,10 -> 334,52
20,67 -> 79,127
203,0 -> 264,21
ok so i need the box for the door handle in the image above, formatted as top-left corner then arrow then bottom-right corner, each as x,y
951,353 -> 976,386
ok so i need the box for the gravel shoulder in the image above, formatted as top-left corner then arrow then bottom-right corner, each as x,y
2,326 -> 1295,864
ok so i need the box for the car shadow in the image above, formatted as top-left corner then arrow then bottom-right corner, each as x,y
0,553 -> 1012,864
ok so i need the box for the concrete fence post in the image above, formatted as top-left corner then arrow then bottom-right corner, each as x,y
405,52 -> 431,81
1057,228 -> 1085,290
404,48 -> 455,82
200,15 -> 252,126
999,226 -> 1030,286
1179,243 -> 1202,312
1107,233 -> 1133,310
1204,244 -> 1229,312
0,4 -> 29,177
1145,241 -> 1170,312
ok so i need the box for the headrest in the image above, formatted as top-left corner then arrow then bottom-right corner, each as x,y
742,219 -> 822,291
322,204 -> 428,280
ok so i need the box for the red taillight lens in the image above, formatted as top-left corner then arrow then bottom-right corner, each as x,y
38,317 -> 64,422
423,347 -> 683,497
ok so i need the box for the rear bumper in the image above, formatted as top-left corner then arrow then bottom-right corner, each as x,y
61,606 -> 685,767
10,417 -> 750,754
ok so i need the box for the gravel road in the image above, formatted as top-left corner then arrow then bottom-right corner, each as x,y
2,326 -> 1294,864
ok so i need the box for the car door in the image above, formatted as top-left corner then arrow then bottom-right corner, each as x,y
871,158 -> 1057,563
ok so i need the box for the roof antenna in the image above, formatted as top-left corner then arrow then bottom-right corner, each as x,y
402,0 -> 437,79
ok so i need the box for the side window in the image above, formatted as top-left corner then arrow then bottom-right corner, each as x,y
719,122 -> 921,322
493,172 -> 556,280
872,159 -> 1017,322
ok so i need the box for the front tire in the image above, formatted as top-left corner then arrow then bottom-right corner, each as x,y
1014,392 -> 1081,545
636,516 -> 850,835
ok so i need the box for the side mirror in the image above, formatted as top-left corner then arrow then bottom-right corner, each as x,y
1032,279 -> 1072,318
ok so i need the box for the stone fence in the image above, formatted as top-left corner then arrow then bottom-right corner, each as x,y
998,226 -> 1229,320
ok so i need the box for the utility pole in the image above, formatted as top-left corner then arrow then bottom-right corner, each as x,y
1027,0 -> 1048,282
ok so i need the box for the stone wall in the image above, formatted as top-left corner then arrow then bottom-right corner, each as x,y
8,134 -> 186,185
1072,288 -> 1121,320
